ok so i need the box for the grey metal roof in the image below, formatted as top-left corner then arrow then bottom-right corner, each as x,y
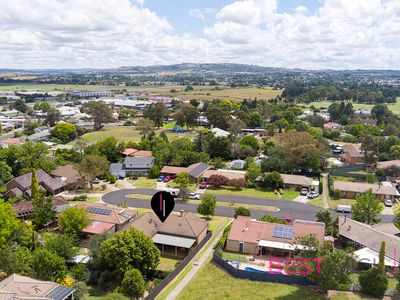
46,285 -> 75,300
124,156 -> 154,168
152,233 -> 196,248
188,162 -> 209,178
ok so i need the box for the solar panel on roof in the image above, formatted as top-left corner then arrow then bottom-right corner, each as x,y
87,207 -> 112,215
272,225 -> 294,239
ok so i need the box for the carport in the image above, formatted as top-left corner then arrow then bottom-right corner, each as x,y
152,233 -> 196,257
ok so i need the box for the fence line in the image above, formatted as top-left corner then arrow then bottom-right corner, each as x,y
212,252 -> 316,286
146,231 -> 212,300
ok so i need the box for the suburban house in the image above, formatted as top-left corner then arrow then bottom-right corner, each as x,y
122,148 -> 153,157
5,169 -> 67,198
226,216 -> 325,257
12,196 -> 70,218
77,203 -> 137,237
125,211 -> 208,257
229,159 -> 246,170
211,127 -> 230,137
342,151 -> 365,165
160,162 -> 210,181
201,169 -> 246,182
377,160 -> 400,170
51,164 -> 86,190
0,274 -> 75,300
0,137 -> 24,147
333,180 -> 399,201
109,156 -> 155,177
338,216 -> 400,270
323,122 -> 341,130
281,174 -> 319,192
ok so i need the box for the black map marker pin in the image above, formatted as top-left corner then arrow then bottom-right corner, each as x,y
151,191 -> 175,223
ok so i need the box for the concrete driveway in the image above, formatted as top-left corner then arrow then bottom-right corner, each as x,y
293,195 -> 309,204
382,205 -> 394,215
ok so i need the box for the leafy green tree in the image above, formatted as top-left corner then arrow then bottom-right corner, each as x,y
258,215 -> 287,224
31,196 -> 55,229
120,268 -> 145,299
45,107 -> 61,126
148,165 -> 160,179
246,162 -> 261,184
234,207 -> 251,218
174,172 -> 190,188
378,241 -> 386,274
100,227 -> 160,276
228,119 -> 246,137
136,118 -> 155,139
315,210 -> 337,236
247,111 -> 262,128
52,122 -> 77,143
239,135 -> 259,152
143,103 -> 167,128
359,268 -> 388,297
0,246 -> 33,276
207,136 -> 231,159
371,104 -> 390,125
297,235 -> 354,292
175,104 -> 199,129
70,263 -> 90,282
360,134 -> 379,168
258,172 -> 283,190
0,199 -> 20,249
44,233 -> 78,261
0,161 -> 13,186
31,248 -> 67,282
82,101 -> 114,130
352,189 -> 383,225
212,157 -> 225,169
78,155 -> 109,188
197,194 -> 216,219
18,141 -> 51,171
89,137 -> 124,163
58,206 -> 89,238
14,99 -> 28,113
72,281 -> 88,300
206,106 -> 231,130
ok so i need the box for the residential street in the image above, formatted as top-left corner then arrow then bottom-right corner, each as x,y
101,188 -> 394,222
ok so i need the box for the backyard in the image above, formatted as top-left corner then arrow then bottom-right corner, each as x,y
175,262 -> 325,300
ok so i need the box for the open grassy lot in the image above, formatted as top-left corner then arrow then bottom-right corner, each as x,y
175,262 -> 325,300
206,186 -> 299,200
160,86 -> 282,102
302,99 -> 400,115
80,126 -> 196,143
158,256 -> 181,272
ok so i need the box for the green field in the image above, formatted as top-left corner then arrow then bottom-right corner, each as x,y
129,177 -> 156,188
176,262 -> 325,300
80,126 -> 195,143
158,256 -> 182,272
302,99 -> 400,115
206,186 -> 299,200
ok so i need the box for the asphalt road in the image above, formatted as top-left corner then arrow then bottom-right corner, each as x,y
102,188 -> 394,222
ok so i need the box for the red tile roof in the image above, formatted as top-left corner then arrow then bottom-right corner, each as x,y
227,216 -> 325,245
82,221 -> 115,234
1,138 -> 23,145
132,150 -> 153,157
122,148 -> 138,156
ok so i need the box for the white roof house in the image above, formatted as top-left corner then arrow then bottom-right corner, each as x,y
212,127 -> 230,137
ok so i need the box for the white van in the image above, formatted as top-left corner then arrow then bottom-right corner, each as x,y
161,187 -> 180,197
336,205 -> 352,213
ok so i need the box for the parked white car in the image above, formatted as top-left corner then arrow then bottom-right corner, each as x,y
307,191 -> 319,199
384,199 -> 393,207
189,193 -> 201,200
300,188 -> 308,195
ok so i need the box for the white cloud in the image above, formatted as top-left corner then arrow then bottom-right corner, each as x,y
0,0 -> 399,69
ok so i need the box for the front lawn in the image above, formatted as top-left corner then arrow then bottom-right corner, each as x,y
129,177 -> 156,188
207,186 -> 299,200
201,215 -> 227,231
175,262 -> 325,300
308,196 -> 324,208
167,181 -> 198,192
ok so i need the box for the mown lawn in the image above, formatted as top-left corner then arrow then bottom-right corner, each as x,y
80,126 -> 196,143
158,256 -> 181,272
175,262 -> 325,300
308,196 -> 324,208
129,177 -> 156,188
207,186 -> 299,200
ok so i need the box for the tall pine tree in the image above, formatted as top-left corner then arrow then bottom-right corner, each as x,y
378,241 -> 386,274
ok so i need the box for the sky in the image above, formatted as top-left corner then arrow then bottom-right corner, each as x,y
0,0 -> 399,70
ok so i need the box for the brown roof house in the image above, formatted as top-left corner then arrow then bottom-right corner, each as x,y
51,164 -> 86,190
125,211 -> 208,257
0,274 -> 75,300
226,216 -> 325,256
5,169 -> 66,198
161,162 -> 210,181
339,216 -> 400,269
77,203 -> 137,237
333,180 -> 399,201
12,195 -> 70,218
201,169 -> 246,182
377,160 -> 400,170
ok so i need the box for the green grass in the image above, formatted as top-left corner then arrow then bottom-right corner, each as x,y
328,198 -> 357,210
202,215 -> 226,232
158,256 -> 182,272
175,262 -> 325,300
167,181 -> 198,192
80,126 -> 196,144
308,196 -> 324,208
163,121 -> 176,129
207,186 -> 299,200
129,177 -> 156,188
221,252 -> 248,263
302,99 -> 400,115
